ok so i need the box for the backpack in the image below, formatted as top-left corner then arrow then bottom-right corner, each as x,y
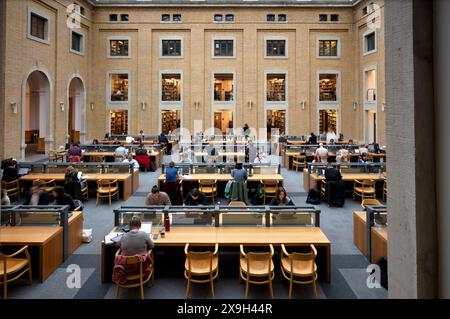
306,188 -> 321,205
149,161 -> 156,172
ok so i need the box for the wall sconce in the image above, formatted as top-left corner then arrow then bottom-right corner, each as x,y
141,102 -> 147,111
300,101 -> 306,110
90,102 -> 94,111
248,101 -> 253,110
10,102 -> 17,114
353,102 -> 357,111
195,101 -> 200,110
381,102 -> 386,112
59,102 -> 65,112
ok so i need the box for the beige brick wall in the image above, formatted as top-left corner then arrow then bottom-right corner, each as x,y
1,0 -> 386,158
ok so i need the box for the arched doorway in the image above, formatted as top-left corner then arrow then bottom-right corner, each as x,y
68,77 -> 85,144
23,70 -> 51,159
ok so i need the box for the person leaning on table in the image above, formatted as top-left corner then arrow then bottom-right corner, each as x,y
145,185 -> 171,205
269,187 -> 294,206
116,216 -> 155,256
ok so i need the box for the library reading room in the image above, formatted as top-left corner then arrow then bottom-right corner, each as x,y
0,0 -> 449,305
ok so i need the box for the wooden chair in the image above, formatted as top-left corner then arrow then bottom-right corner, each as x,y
48,150 -> 59,162
80,178 -> 88,200
382,180 -> 387,202
35,179 -> 56,193
184,243 -> 219,299
96,179 -> 119,206
239,244 -> 275,299
280,244 -> 318,299
199,179 -> 217,204
1,179 -> 20,201
0,245 -> 32,299
292,155 -> 306,172
319,154 -> 328,163
260,180 -> 278,204
320,180 -> 327,201
114,249 -> 154,299
353,179 -> 376,201
90,155 -> 106,163
228,201 -> 246,206
361,198 -> 382,210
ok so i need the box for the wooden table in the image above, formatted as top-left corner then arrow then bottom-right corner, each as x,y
158,173 -> 284,190
303,169 -> 386,192
81,152 -> 117,161
101,226 -> 330,282
20,171 -> 139,200
0,212 -> 84,282
283,152 -> 386,170
131,151 -> 162,168
353,211 -> 388,263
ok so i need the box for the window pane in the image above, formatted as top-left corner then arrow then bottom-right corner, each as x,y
266,74 -> 286,101
225,14 -> 234,22
110,74 -> 129,101
319,74 -> 337,101
330,14 -> 339,22
161,74 -> 181,101
267,40 -> 286,56
366,33 -> 375,52
278,14 -> 286,22
162,14 -> 170,22
319,40 -> 338,56
109,14 -> 118,21
173,14 -> 181,22
267,14 -> 275,22
319,14 -> 327,22
71,32 -> 82,52
110,40 -> 129,56
214,74 -> 234,102
121,14 -> 129,22
30,13 -> 46,40
214,40 -> 233,56
162,40 -> 182,56
214,14 -> 223,22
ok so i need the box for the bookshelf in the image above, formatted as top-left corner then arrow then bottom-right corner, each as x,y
266,76 -> 286,101
319,110 -> 337,133
267,110 -> 286,137
161,110 -> 180,134
110,110 -> 128,135
162,76 -> 181,101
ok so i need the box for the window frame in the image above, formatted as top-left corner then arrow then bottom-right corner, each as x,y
363,29 -> 377,56
278,14 -> 287,23
264,70 -> 288,107
317,70 -> 341,107
211,37 -> 236,59
109,14 -> 118,22
211,71 -> 236,107
161,14 -> 171,23
225,14 -> 234,23
264,36 -> 288,59
319,14 -> 328,22
363,65 -> 378,107
159,70 -> 184,107
173,14 -> 182,23
330,14 -> 339,22
27,8 -> 50,45
316,36 -> 341,59
214,14 -> 223,23
69,29 -> 85,56
107,70 -> 131,106
120,14 -> 129,22
266,14 -> 276,22
160,36 -> 184,59
107,36 -> 131,59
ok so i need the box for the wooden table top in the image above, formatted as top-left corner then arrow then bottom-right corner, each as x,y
285,151 -> 386,157
82,152 -> 117,157
20,173 -> 132,182
194,152 -> 246,157
106,226 -> 330,247
310,173 -> 386,181
158,173 -> 284,182
354,211 -> 388,241
0,226 -> 62,244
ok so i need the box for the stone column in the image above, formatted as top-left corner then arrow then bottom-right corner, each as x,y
385,0 -> 437,298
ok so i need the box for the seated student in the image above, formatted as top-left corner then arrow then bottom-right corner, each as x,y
145,185 -> 171,205
269,187 -> 295,206
64,166 -> 84,200
52,186 -> 77,211
92,139 -> 99,145
123,154 -> 140,170
231,162 -> 248,182
336,149 -> 350,163
24,183 -> 50,205
184,188 -> 208,206
114,144 -> 128,161
308,132 -> 317,145
315,143 -> 329,163
135,144 -> 148,155
1,159 -> 19,182
116,216 -> 155,256
68,142 -> 82,162
1,189 -> 11,206
359,152 -> 370,163
125,136 -> 135,144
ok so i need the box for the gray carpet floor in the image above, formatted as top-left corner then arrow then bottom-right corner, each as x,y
5,155 -> 388,299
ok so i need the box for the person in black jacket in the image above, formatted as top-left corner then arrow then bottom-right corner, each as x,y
184,188 -> 208,206
1,159 -> 19,182
324,164 -> 345,207
308,132 -> 317,145
269,187 -> 295,206
64,166 -> 84,200
53,186 -> 77,211
24,183 -> 51,205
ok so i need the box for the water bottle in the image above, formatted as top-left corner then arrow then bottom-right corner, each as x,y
164,216 -> 171,232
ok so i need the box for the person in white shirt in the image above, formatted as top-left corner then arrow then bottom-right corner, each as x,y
125,136 -> 135,144
315,143 -> 329,163
359,144 -> 369,155
326,129 -> 338,144
123,154 -> 140,170
114,145 -> 128,161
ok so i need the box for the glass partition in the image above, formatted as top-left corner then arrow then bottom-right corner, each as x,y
271,212 -> 315,226
170,212 -> 214,226
118,211 -> 164,228
220,212 -> 265,226
17,162 -> 134,174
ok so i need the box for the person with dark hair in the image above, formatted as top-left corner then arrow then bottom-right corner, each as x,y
269,187 -> 294,206
158,132 -> 170,154
117,216 -> 154,256
1,159 -> 19,182
308,132 -> 317,145
24,183 -> 50,206
164,161 -> 183,205
92,139 -> 99,145
64,166 -> 84,200
145,185 -> 171,205
184,188 -> 208,206
231,162 -> 248,182
324,163 -> 345,207
52,186 -> 77,211
68,142 -> 82,162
